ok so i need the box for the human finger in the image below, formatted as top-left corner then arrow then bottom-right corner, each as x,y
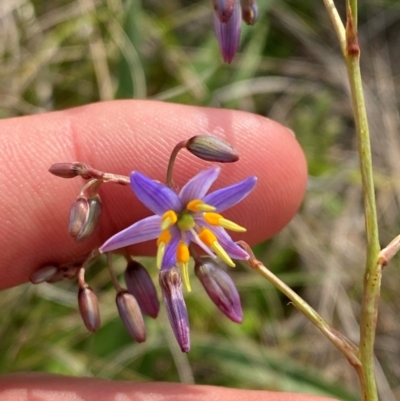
0,100 -> 307,289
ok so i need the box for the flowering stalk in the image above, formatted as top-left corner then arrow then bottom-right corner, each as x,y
238,242 -> 361,369
322,1 -> 380,400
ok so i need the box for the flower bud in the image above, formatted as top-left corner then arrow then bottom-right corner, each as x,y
213,0 -> 241,63
212,0 -> 235,23
30,264 -> 59,284
240,0 -> 258,25
69,196 -> 89,238
49,162 -> 90,179
78,286 -> 101,332
195,257 -> 242,323
186,135 -> 239,163
159,267 -> 190,353
116,291 -> 146,343
76,195 -> 102,241
124,261 -> 160,318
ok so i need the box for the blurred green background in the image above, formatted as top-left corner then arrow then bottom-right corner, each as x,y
1,0 -> 400,400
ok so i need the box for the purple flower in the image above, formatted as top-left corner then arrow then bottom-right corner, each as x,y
99,166 -> 257,350
213,0 -> 259,63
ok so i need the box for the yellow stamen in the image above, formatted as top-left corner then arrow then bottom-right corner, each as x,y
187,199 -> 216,212
161,210 -> 178,230
156,230 -> 171,269
198,228 -> 235,267
176,241 -> 191,291
203,212 -> 246,232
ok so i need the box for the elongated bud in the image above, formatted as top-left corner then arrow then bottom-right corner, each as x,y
212,0 -> 235,23
30,264 -> 59,284
116,291 -> 146,343
49,162 -> 90,179
124,261 -> 160,318
214,0 -> 241,63
78,286 -> 101,332
159,267 -> 190,353
195,257 -> 242,323
69,196 -> 89,238
76,195 -> 102,241
240,0 -> 258,25
186,135 -> 239,163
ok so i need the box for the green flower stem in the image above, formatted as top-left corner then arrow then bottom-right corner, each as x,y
322,0 -> 346,55
323,1 -> 381,399
344,4 -> 380,400
238,242 -> 361,369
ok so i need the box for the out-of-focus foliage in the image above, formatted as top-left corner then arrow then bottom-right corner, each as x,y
1,0 -> 400,400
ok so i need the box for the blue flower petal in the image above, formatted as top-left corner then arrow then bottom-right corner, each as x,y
203,176 -> 257,212
131,171 -> 182,215
211,226 -> 250,260
99,215 -> 161,253
179,166 -> 220,205
161,226 -> 181,270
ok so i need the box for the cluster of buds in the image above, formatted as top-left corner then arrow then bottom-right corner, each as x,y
212,0 -> 259,63
31,135 -> 255,352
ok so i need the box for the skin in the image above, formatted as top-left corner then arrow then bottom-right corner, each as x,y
0,100 -> 338,400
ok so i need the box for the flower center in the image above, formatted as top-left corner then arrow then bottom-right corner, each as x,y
177,212 -> 195,231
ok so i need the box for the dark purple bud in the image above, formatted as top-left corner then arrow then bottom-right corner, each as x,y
159,267 -> 190,353
212,0 -> 235,23
186,135 -> 239,163
195,257 -> 242,323
76,195 -> 102,241
30,263 -> 59,284
49,162 -> 90,179
124,260 -> 160,318
240,0 -> 258,25
214,0 -> 241,63
78,286 -> 101,332
69,196 -> 89,238
116,291 -> 146,343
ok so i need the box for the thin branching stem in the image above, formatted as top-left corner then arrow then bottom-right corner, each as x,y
343,3 -> 380,400
322,0 -> 346,55
166,140 -> 187,187
322,0 -> 381,399
238,242 -> 361,368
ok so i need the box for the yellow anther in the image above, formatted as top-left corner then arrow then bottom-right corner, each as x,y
161,210 -> 178,230
198,228 -> 217,246
187,199 -> 216,212
203,212 -> 246,232
156,230 -> 171,269
198,228 -> 235,267
176,241 -> 191,291
176,241 -> 190,263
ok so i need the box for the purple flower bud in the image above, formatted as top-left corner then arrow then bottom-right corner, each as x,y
116,291 -> 146,343
124,261 -> 160,318
186,135 -> 239,163
69,196 -> 89,238
195,257 -> 242,323
159,267 -> 190,353
212,0 -> 235,23
30,263 -> 59,284
49,162 -> 90,179
76,195 -> 102,241
78,286 -> 101,332
214,0 -> 241,63
240,0 -> 258,25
